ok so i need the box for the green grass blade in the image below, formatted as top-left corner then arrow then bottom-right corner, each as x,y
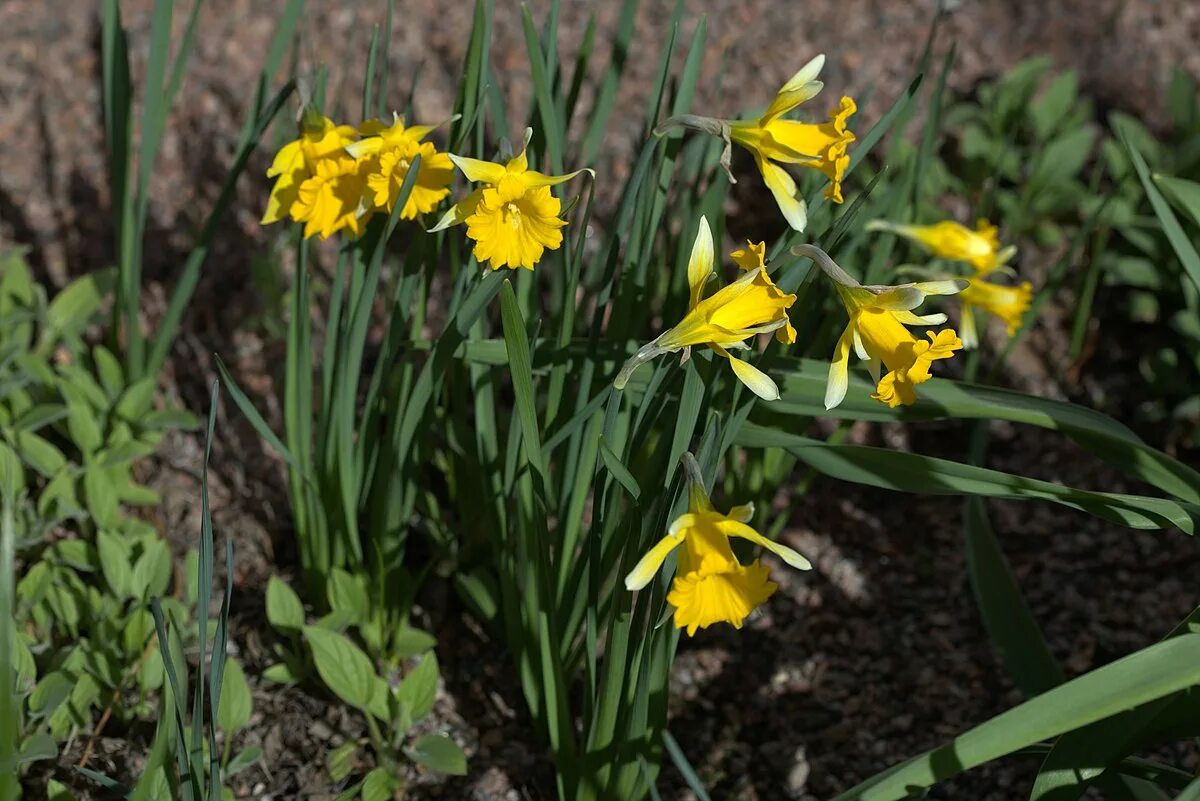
964,495 -> 1064,696
663,731 -> 712,801
831,634 -> 1200,801
500,279 -> 549,488
215,354 -> 303,473
521,4 -> 564,173
1120,126 -> 1200,295
581,0 -> 638,162
736,423 -> 1200,532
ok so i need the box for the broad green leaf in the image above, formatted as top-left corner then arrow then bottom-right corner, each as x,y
115,377 -> 157,421
93,345 -> 125,400
326,740 -> 359,783
266,575 -> 305,631
303,626 -> 376,711
97,530 -> 132,597
217,657 -> 253,733
396,653 -> 439,723
130,539 -> 172,599
226,746 -> 262,777
45,268 -> 117,346
392,627 -> 436,659
832,634 -> 1200,801
361,767 -> 397,801
29,672 -> 73,718
409,733 -> 467,776
13,431 -> 66,477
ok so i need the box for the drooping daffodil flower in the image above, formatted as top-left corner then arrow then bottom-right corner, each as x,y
792,243 -> 966,409
614,217 -> 796,400
655,55 -> 856,232
429,129 -> 593,270
866,217 -> 1031,348
348,113 -> 457,220
865,218 -> 1016,274
624,453 -> 811,636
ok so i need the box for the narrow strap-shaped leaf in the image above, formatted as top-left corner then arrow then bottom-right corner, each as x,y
831,635 -> 1200,801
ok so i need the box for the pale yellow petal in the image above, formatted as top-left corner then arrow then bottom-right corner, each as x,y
688,216 -> 715,309
625,530 -> 686,591
756,156 -> 807,232
718,520 -> 812,570
521,167 -> 595,188
725,354 -> 780,401
825,325 -> 853,410
448,154 -> 507,185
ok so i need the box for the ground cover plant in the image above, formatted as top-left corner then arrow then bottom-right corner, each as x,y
1,1 -> 1199,799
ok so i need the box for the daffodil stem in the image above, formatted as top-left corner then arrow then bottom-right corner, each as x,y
791,243 -> 862,288
613,337 -> 667,390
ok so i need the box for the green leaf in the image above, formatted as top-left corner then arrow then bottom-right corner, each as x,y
217,657 -> 253,733
92,345 -> 125,401
266,575 -> 305,631
397,653 -> 439,723
115,377 -> 157,421
326,740 -> 360,783
97,530 -> 132,597
327,568 -> 369,624
303,626 -> 377,711
360,767 -> 397,801
598,436 -> 640,500
13,431 -> 66,478
66,396 -> 103,458
29,671 -> 73,718
45,269 -> 117,346
409,733 -> 467,776
964,497 -> 1064,697
130,538 -> 172,599
1153,173 -> 1200,230
226,746 -> 262,777
262,662 -> 300,685
392,627 -> 436,659
831,634 -> 1200,801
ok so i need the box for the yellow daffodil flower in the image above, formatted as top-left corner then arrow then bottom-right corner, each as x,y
625,453 -> 811,636
614,217 -> 796,400
262,106 -> 358,226
865,218 -> 1016,274
290,155 -> 372,241
429,129 -> 592,270
349,114 -> 456,220
730,240 -> 797,345
959,276 -> 1033,348
656,55 -> 856,232
792,244 -> 965,409
866,217 -> 1032,348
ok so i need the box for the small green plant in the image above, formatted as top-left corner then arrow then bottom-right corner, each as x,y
71,383 -> 257,801
262,573 -> 465,795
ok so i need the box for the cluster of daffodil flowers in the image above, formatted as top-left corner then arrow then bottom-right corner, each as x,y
259,59 -> 1022,639
263,108 -> 589,270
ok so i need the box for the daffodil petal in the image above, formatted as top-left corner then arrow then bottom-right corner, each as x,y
712,345 -> 779,401
727,356 -> 780,401
914,279 -> 968,296
825,325 -> 853,409
756,156 -> 807,232
780,54 -> 826,94
427,188 -> 483,232
718,520 -> 812,570
960,304 -> 979,350
868,286 -> 926,311
521,167 -> 594,187
688,216 -> 715,309
448,154 -> 508,184
624,530 -> 687,591
892,310 -> 948,326
728,502 -> 755,523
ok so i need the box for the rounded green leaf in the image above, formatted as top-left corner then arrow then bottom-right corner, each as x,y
409,733 -> 467,776
303,626 -> 376,711
217,657 -> 253,733
266,575 -> 305,631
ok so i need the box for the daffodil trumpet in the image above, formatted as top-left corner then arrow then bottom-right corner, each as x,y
791,243 -> 966,409
654,54 -> 856,232
624,452 -> 811,636
614,217 -> 796,401
429,128 -> 594,271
